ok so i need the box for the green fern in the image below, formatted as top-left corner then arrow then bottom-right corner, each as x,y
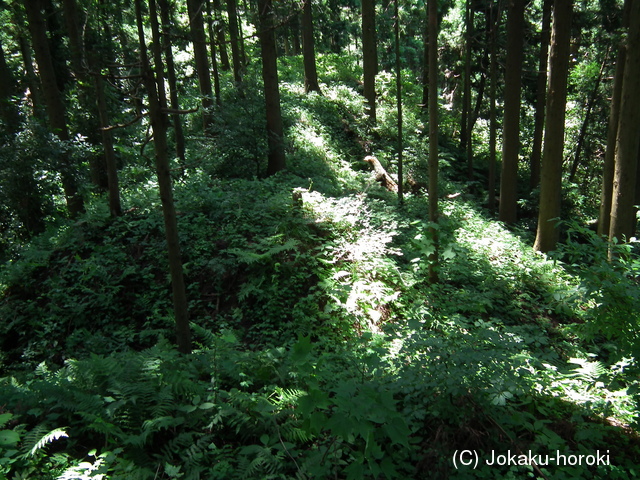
23,426 -> 68,457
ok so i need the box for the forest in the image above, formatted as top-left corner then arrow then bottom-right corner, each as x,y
0,0 -> 639,478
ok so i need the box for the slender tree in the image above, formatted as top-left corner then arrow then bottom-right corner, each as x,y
0,40 -> 20,133
568,53 -> 607,183
609,0 -> 640,246
212,0 -> 230,71
187,0 -> 214,131
362,0 -> 377,122
498,0 -> 525,224
135,0 -> 191,354
24,0 -> 85,217
428,0 -> 439,284
530,0 -> 552,189
460,0 -> 472,155
205,0 -> 222,105
257,0 -> 286,175
487,0 -> 501,212
534,0 -> 573,253
227,0 -> 244,86
395,0 -> 403,205
599,0 -> 632,236
302,0 -> 321,93
158,0 -> 187,162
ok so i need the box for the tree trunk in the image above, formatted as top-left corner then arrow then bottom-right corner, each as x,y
227,0 -> 244,86
137,0 -> 191,354
487,1 -> 501,212
362,0 -> 377,122
599,0 -> 632,237
62,0 -> 109,192
460,0 -> 471,154
302,0 -> 321,94
568,53 -> 607,183
428,0 -> 439,284
465,4 -> 475,182
257,0 -> 286,175
394,0 -> 403,204
187,0 -> 214,131
534,0 -> 573,253
24,0 -> 84,217
212,0 -> 231,71
158,0 -> 187,163
0,40 -> 20,133
499,0 -> 525,224
94,71 -> 122,218
206,0 -> 222,106
83,17 -> 122,218
609,0 -> 640,246
530,0 -> 552,190
421,14 -> 429,108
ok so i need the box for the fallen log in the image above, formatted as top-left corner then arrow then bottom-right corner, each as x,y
364,156 -> 398,193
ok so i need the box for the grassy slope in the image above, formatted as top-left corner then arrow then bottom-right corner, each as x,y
0,54 -> 639,479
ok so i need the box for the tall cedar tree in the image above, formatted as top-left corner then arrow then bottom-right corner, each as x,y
487,1 -> 501,212
530,0 -> 552,189
498,0 -> 525,224
460,0 -> 471,155
0,38 -> 47,235
395,0 -> 403,205
206,0 -> 222,106
362,0 -> 377,122
24,0 -> 85,217
609,0 -> 640,246
302,0 -> 321,93
159,0 -> 187,162
212,0 -> 231,71
257,0 -> 286,175
227,0 -> 243,86
187,0 -> 214,131
428,0 -> 439,284
0,40 -> 20,135
135,0 -> 191,354
599,0 -> 632,236
534,0 -> 573,253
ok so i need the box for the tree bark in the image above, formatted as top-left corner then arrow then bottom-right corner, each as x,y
137,0 -> 191,354
257,0 -> 286,175
460,0 -> 471,154
499,0 -> 525,224
362,0 -> 377,122
599,0 -> 632,237
534,0 -> 573,253
212,0 -> 230,71
428,0 -> 439,284
205,0 -> 222,106
158,0 -> 187,163
227,0 -> 244,86
187,0 -> 214,131
609,0 -> 640,246
530,0 -> 552,190
568,53 -> 607,183
0,40 -> 20,133
24,0 -> 84,217
302,0 -> 321,94
394,0 -> 403,204
487,1 -> 501,212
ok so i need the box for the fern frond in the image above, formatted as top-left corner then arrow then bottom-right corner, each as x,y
26,427 -> 68,457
